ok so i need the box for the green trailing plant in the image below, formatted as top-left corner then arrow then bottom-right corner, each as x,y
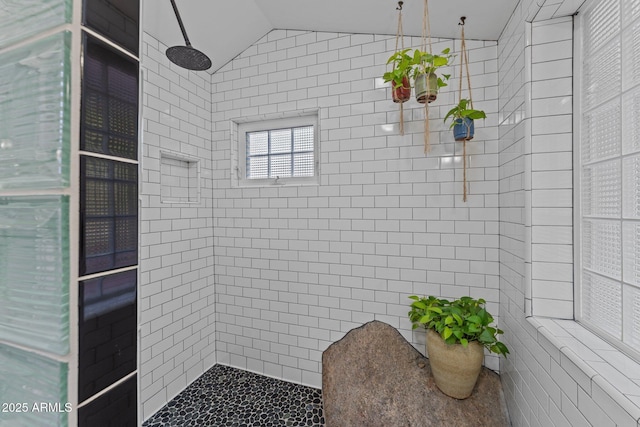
408,295 -> 509,357
411,47 -> 453,88
443,98 -> 486,128
382,48 -> 414,88
382,48 -> 453,91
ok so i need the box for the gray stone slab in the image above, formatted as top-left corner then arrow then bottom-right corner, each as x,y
322,320 -> 510,427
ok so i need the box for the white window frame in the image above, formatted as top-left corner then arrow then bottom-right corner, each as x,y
574,0 -> 640,361
232,113 -> 319,187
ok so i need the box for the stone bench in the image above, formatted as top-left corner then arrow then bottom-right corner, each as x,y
322,320 -> 510,427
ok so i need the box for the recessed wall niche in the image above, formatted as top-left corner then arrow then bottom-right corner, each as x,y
160,151 -> 200,204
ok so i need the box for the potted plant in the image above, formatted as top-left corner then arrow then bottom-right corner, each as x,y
443,98 -> 486,141
408,295 -> 509,399
411,48 -> 452,104
383,48 -> 413,103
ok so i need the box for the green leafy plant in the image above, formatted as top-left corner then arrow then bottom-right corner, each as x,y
382,48 -> 414,87
408,295 -> 509,357
443,98 -> 486,128
411,47 -> 453,88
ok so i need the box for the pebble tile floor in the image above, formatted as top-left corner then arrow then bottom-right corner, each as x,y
143,365 -> 325,427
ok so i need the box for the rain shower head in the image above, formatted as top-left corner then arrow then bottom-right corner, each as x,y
166,0 -> 212,71
166,45 -> 211,71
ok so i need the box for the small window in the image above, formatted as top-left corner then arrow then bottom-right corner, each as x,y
234,114 -> 319,186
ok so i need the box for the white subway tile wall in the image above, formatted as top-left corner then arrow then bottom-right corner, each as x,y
211,29 -> 500,387
160,153 -> 200,204
499,1 -> 640,426
140,33 -> 216,420
529,16 -> 574,319
137,1 -> 640,424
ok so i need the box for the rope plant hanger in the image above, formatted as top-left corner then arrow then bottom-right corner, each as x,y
392,1 -> 408,134
457,17 -> 473,202
421,0 -> 433,153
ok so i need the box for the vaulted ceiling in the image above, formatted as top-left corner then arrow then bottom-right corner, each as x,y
142,0 -> 519,73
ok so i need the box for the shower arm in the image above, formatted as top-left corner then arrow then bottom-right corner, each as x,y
169,0 -> 193,47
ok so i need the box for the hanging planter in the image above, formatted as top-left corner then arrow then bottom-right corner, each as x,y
412,48 -> 452,104
414,72 -> 438,103
444,99 -> 486,141
416,0 -> 441,153
453,118 -> 474,141
445,17 -> 487,202
384,48 -> 413,103
382,2 -> 410,134
392,77 -> 411,103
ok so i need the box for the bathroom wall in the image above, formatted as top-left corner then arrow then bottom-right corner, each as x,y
137,2 -> 640,425
210,29 -> 500,388
498,0 -> 640,425
139,32 -> 216,419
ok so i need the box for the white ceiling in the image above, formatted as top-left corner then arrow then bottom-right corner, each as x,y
143,0 -> 519,73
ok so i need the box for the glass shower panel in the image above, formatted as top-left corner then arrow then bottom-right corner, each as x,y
78,375 -> 137,426
83,0 -> 140,55
80,156 -> 138,275
0,196 -> 70,355
0,0 -> 71,49
0,31 -> 72,190
0,344 -> 69,426
81,33 -> 139,160
79,269 -> 137,402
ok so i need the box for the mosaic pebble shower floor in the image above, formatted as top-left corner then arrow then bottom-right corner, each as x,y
143,365 -> 325,427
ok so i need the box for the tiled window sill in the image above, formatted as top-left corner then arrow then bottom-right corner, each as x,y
529,317 -> 640,426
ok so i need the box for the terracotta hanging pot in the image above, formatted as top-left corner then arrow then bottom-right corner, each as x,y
414,72 -> 438,104
391,76 -> 411,103
425,328 -> 484,399
453,117 -> 475,141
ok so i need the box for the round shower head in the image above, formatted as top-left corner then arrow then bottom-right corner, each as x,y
166,0 -> 212,71
166,45 -> 212,71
